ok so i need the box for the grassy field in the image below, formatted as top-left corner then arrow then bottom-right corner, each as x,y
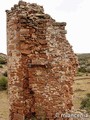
73,74 -> 90,110
0,74 -> 90,119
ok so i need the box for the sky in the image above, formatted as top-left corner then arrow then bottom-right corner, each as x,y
0,0 -> 90,54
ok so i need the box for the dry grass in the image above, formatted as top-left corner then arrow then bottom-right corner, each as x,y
0,91 -> 9,120
73,74 -> 90,110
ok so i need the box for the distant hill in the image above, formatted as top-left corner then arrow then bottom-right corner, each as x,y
0,53 -> 7,76
77,53 -> 90,73
77,53 -> 90,60
0,53 -> 7,64
0,53 -> 7,58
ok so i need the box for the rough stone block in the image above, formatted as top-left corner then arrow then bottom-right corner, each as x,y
6,1 -> 78,120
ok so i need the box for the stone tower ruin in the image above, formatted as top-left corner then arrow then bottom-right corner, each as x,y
6,1 -> 78,120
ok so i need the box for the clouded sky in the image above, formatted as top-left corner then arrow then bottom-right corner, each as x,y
0,0 -> 90,54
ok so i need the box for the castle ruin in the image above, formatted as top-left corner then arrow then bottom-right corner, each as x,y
6,1 -> 78,120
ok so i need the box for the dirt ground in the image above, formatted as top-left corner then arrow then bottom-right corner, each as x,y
0,91 -> 9,120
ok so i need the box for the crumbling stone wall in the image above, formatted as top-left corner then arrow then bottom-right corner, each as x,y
6,1 -> 78,120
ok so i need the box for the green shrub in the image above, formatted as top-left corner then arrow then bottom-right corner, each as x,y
3,71 -> 8,77
80,93 -> 90,113
0,76 -> 8,90
76,71 -> 83,76
86,66 -> 90,73
0,64 -> 3,68
78,67 -> 86,73
0,56 -> 7,64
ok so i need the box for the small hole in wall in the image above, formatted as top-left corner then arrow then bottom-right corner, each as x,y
29,88 -> 35,95
31,112 -> 36,117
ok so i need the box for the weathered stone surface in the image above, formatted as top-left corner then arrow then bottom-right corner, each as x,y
6,0 -> 78,120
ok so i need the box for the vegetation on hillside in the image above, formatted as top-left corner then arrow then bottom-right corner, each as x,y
0,53 -> 7,64
0,53 -> 7,90
80,93 -> 90,113
77,53 -> 90,73
0,76 -> 8,90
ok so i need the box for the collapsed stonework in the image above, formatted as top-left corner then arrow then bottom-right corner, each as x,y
6,1 -> 78,120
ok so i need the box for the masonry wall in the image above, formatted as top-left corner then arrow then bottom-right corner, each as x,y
6,1 -> 78,120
